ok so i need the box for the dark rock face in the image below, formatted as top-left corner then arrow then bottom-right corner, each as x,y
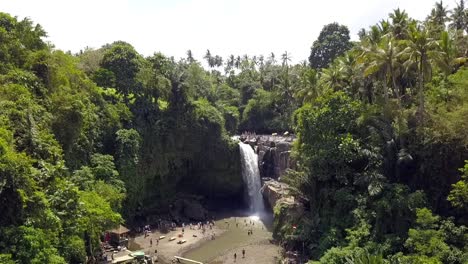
245,134 -> 295,180
170,198 -> 208,222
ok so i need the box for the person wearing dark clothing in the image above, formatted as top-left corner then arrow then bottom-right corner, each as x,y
242,249 -> 245,258
234,253 -> 237,262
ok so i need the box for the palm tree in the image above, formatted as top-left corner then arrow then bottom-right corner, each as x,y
449,0 -> 467,31
401,24 -> 440,115
281,51 -> 291,67
389,8 -> 410,40
338,51 -> 363,98
268,52 -> 276,65
186,50 -> 194,63
320,61 -> 347,91
431,1 -> 449,27
435,31 -> 466,77
293,68 -> 319,104
204,49 -> 211,65
426,1 -> 449,36
235,56 -> 241,69
360,35 -> 400,103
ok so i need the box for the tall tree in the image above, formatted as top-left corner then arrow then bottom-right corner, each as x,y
360,36 -> 400,103
401,24 -> 440,115
186,49 -> 195,63
449,0 -> 467,31
389,8 -> 410,40
309,23 -> 352,69
100,42 -> 142,101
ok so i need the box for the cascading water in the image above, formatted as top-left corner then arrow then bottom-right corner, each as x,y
238,142 -> 265,213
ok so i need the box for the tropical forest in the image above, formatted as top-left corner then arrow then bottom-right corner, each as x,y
0,0 -> 468,263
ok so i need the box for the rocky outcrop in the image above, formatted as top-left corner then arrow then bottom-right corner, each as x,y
241,134 -> 295,180
261,179 -> 305,242
261,179 -> 291,209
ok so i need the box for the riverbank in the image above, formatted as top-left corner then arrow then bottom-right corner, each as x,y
130,223 -> 225,263
183,214 -> 281,264
129,212 -> 281,263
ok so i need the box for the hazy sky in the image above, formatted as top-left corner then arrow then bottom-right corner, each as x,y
0,0 -> 455,63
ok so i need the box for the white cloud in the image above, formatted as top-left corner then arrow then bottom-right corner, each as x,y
0,0 -> 455,63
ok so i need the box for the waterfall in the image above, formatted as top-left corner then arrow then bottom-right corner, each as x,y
239,142 -> 265,213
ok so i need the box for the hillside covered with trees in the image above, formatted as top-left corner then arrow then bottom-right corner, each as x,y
1,0 -> 468,263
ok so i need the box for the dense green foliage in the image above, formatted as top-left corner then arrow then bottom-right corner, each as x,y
1,1 -> 468,263
0,12 -> 244,263
309,22 -> 353,69
282,1 -> 468,263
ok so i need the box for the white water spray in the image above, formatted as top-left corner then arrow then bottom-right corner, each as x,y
239,142 -> 265,213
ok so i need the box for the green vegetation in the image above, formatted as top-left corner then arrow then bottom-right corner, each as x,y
1,0 -> 468,263
283,1 -> 468,263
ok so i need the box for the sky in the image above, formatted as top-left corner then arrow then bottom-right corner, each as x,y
0,0 -> 456,63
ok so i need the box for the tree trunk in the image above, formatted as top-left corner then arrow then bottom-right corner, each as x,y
383,74 -> 389,105
418,58 -> 425,117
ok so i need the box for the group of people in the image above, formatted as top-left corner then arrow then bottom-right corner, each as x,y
233,249 -> 246,262
149,237 -> 159,247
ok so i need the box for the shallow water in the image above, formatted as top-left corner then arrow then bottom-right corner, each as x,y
183,213 -> 273,263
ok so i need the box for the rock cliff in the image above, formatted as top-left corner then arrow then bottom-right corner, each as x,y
261,179 -> 305,241
240,134 -> 295,180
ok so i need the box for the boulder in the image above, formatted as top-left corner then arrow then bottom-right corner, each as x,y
276,142 -> 291,153
261,180 -> 290,209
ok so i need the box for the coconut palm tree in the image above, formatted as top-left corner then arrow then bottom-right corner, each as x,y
294,68 -> 319,104
360,35 -> 401,103
434,31 -> 466,77
430,1 -> 449,27
320,61 -> 347,91
389,8 -> 410,40
400,24 -> 440,115
186,50 -> 195,63
449,0 -> 467,31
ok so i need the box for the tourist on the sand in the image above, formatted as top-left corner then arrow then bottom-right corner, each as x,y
234,253 -> 237,262
157,238 -> 159,246
242,249 -> 245,258
150,238 -> 153,246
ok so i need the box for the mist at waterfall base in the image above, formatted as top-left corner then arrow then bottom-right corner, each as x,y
238,142 -> 266,218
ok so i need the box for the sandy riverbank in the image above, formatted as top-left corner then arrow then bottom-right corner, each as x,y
210,240 -> 281,264
129,213 -> 281,264
131,224 -> 225,263
182,215 -> 281,264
